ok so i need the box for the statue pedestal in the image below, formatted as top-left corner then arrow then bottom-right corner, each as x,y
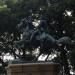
7,62 -> 59,75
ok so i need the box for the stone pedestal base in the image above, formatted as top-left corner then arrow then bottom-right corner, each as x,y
7,62 -> 59,75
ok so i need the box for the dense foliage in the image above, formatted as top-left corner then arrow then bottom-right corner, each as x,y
0,0 -> 75,75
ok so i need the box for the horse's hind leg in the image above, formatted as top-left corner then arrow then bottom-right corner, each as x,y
45,54 -> 50,61
32,53 -> 41,61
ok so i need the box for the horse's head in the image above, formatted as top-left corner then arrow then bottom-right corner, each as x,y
17,18 -> 27,33
17,18 -> 35,33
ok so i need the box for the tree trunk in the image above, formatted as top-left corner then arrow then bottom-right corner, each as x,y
60,49 -> 71,75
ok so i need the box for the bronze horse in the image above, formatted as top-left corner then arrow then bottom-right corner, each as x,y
14,18 -> 73,60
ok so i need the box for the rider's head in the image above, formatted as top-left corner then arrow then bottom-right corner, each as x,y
38,19 -> 47,31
